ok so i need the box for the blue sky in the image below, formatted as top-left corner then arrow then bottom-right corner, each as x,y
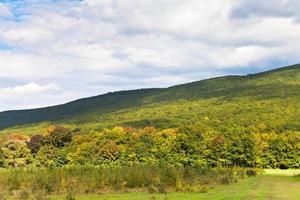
0,0 -> 300,111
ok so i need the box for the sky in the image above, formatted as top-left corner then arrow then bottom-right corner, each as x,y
0,0 -> 300,111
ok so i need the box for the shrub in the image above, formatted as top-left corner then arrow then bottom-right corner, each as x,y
27,134 -> 44,154
246,169 -> 257,176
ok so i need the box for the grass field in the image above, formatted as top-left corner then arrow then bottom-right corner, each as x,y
1,169 -> 299,200
46,170 -> 299,200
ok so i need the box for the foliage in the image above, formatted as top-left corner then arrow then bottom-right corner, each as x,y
0,135 -> 32,168
0,125 -> 298,168
44,126 -> 73,148
27,134 -> 44,154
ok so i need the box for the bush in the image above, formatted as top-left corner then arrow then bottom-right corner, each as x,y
27,134 -> 44,154
246,169 -> 257,176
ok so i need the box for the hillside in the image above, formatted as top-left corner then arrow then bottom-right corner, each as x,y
0,64 -> 299,169
0,64 -> 300,133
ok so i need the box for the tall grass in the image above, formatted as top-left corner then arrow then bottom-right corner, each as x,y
0,165 -> 260,198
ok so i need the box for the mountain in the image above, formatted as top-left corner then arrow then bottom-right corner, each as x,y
0,64 -> 300,133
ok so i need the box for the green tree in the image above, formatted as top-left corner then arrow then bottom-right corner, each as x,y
44,126 -> 72,148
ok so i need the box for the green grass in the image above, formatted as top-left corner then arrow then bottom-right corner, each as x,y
46,170 -> 300,200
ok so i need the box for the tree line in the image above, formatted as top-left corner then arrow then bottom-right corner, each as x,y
0,124 -> 299,169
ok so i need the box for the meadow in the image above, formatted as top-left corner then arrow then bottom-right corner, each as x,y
51,172 -> 300,200
0,166 -> 258,199
0,168 -> 298,199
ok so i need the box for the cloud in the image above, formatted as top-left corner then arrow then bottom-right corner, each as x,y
0,82 -> 69,111
0,82 -> 60,94
231,0 -> 300,20
2,27 -> 54,45
0,0 -> 300,110
0,3 -> 12,17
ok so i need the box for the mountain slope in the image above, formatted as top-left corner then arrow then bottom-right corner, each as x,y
0,64 -> 300,132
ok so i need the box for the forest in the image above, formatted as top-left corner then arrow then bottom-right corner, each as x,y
0,125 -> 299,169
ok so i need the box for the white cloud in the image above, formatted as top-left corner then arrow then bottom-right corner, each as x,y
0,82 -> 60,94
0,0 -> 300,110
0,3 -> 11,17
0,82 -> 85,111
3,27 -> 54,45
211,45 -> 280,67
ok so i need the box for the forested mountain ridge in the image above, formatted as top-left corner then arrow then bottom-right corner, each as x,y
0,64 -> 299,169
0,64 -> 300,133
